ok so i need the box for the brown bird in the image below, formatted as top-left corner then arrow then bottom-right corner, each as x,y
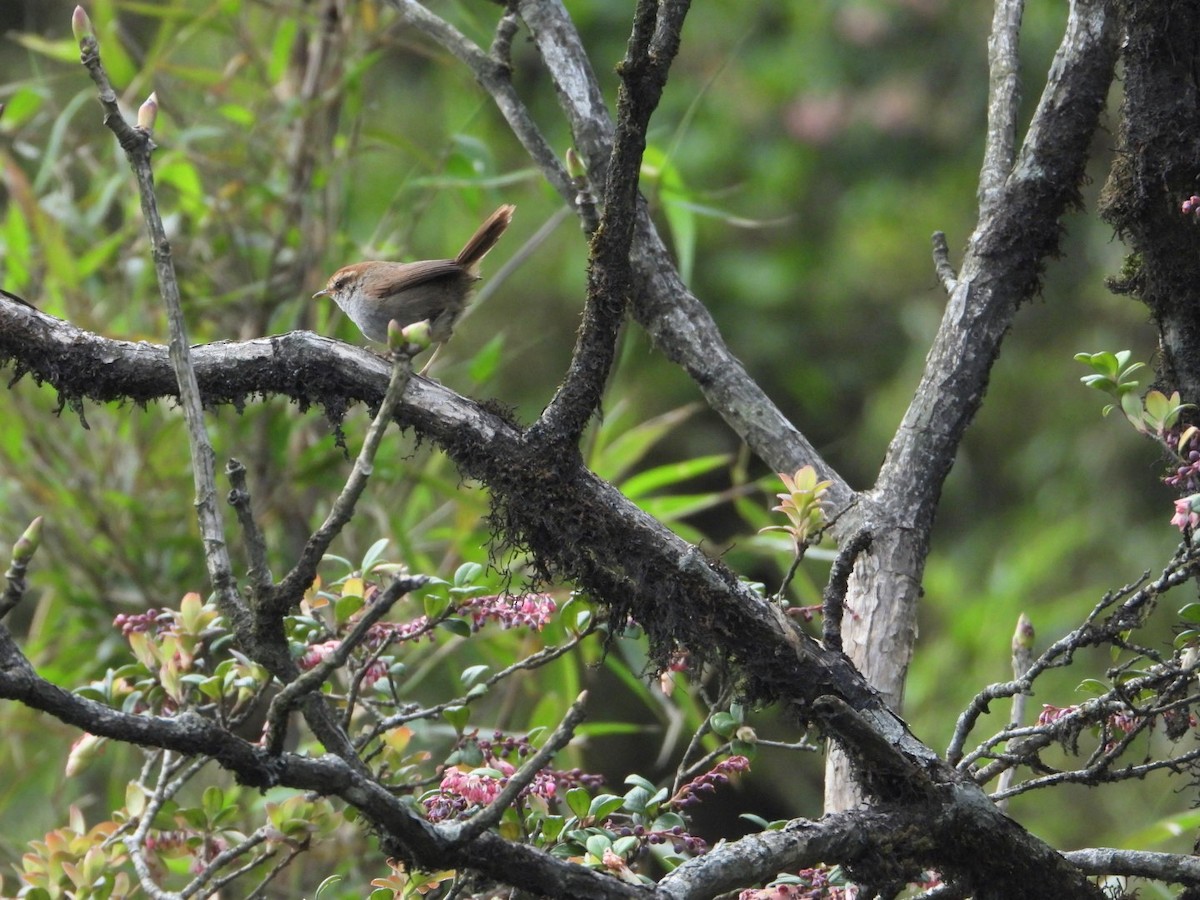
314,205 -> 514,346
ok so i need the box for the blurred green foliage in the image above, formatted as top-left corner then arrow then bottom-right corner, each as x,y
0,0 -> 1186,895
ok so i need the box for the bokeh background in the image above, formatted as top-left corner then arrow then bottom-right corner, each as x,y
0,0 -> 1186,895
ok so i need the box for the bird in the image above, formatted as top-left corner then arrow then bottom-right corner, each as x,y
313,205 -> 515,351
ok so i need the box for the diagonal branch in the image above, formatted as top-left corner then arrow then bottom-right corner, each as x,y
530,0 -> 691,443
876,0 -> 1118,525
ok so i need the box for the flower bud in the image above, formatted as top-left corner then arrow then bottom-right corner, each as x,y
1012,612 -> 1034,653
65,732 -> 106,777
566,147 -> 587,180
400,319 -> 432,350
137,92 -> 158,133
735,725 -> 757,744
1181,642 -> 1200,674
12,516 -> 43,563
72,6 -> 96,46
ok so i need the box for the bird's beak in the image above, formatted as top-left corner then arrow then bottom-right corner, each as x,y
312,288 -> 329,299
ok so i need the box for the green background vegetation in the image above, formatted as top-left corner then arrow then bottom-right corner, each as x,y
0,0 -> 1186,894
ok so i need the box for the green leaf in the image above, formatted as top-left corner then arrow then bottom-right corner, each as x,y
454,562 -> 483,587
652,811 -> 687,832
731,739 -> 757,757
268,20 -> 300,84
1144,389 -> 1170,421
1079,373 -> 1117,392
587,794 -> 626,821
334,592 -> 364,623
642,145 -> 697,282
1078,350 -> 1121,377
75,229 -> 130,280
1179,603 -> 1200,624
620,454 -> 732,499
8,34 -> 79,64
623,774 -> 657,792
173,809 -> 206,834
361,538 -> 391,574
710,711 -> 737,736
424,593 -> 451,620
1119,808 -> 1200,850
460,664 -> 490,687
1120,391 -> 1144,428
201,785 -> 225,818
565,787 -> 591,820
622,785 -> 652,814
444,710 -> 470,734
2,87 -> 45,127
585,833 -> 613,860
638,492 -> 733,524
439,618 -> 472,638
469,334 -> 506,384
591,404 -> 701,483
612,835 -> 641,857
539,815 -> 566,843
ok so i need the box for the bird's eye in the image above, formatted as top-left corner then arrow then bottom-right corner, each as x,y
333,275 -> 351,291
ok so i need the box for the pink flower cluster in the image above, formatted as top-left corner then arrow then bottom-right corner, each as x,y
113,608 -> 171,636
668,755 -> 750,809
297,639 -> 388,688
1172,495 -> 1200,533
422,729 -> 595,823
460,593 -> 557,632
738,870 -> 853,900
1037,703 -> 1165,752
424,759 -> 558,823
440,763 -> 509,806
366,616 -> 436,647
298,639 -> 341,669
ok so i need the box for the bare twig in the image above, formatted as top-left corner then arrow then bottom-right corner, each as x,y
931,231 -> 958,294
76,14 -> 248,636
979,0 -> 1026,214
270,347 -> 416,617
1062,847 -> 1200,886
226,459 -> 274,595
361,621 -> 597,746
127,751 -> 184,900
995,612 -> 1034,808
821,530 -> 872,653
386,0 -> 572,200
